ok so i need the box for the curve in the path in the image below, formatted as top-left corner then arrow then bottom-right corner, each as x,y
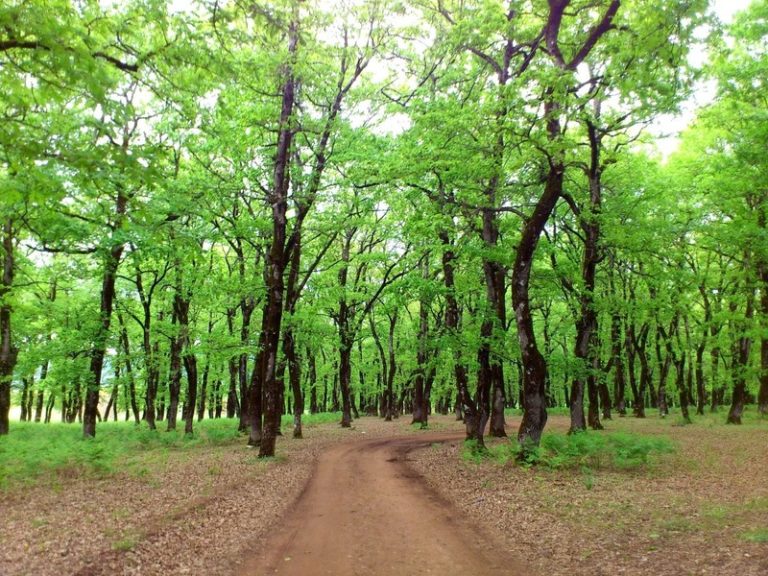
239,432 -> 524,576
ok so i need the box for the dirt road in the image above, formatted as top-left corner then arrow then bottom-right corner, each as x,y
239,432 -> 522,576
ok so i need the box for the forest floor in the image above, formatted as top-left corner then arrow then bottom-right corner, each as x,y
1,412 -> 767,576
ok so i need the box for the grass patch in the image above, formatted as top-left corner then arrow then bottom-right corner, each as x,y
742,529 -> 768,543
461,430 -> 674,472
0,418 -> 252,490
534,431 -> 675,470
111,530 -> 142,551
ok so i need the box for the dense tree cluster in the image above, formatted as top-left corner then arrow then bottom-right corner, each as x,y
1,0 -> 766,455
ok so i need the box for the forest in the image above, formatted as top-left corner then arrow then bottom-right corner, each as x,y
1,0 -> 767,458
2,1 -> 768,575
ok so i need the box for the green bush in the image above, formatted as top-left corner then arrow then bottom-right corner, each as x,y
462,430 -> 675,472
534,431 -> 674,470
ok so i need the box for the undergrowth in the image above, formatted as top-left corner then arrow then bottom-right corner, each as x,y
462,430 -> 674,472
0,412 -> 344,490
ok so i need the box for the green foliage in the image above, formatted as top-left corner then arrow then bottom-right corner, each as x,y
742,529 -> 768,543
460,439 -> 487,463
0,419 -> 242,489
462,431 -> 675,472
534,431 -> 675,471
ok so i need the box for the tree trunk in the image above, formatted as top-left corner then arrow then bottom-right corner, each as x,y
759,265 -> 768,416
84,190 -> 127,438
629,323 -> 649,418
481,205 -> 507,438
438,230 -> 480,443
117,312 -> 140,425
256,15 -> 298,458
104,374 -> 118,422
225,309 -> 240,419
678,354 -> 691,424
238,297 -> 254,433
695,343 -> 706,416
34,361 -> 48,422
166,311 -> 183,432
169,275 -> 197,436
571,117 -> 604,433
308,350 -> 318,414
339,338 -> 354,426
337,231 -> 354,428
198,358 -> 210,422
727,293 -> 754,424
20,378 -> 29,421
385,312 -> 398,422
0,218 -> 18,435
655,326 -> 671,417
412,259 -> 430,428
197,314 -> 214,422
513,154 -> 560,448
710,346 -> 721,412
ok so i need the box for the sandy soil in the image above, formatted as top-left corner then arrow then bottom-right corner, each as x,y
238,431 -> 522,576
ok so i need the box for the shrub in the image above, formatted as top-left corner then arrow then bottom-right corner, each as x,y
534,431 -> 675,470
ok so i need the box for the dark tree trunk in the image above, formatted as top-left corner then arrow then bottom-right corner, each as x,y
168,273 -> 197,436
570,117 -> 604,433
629,323 -> 649,418
166,312 -> 183,432
134,271 -> 159,430
514,0 -> 619,450
611,314 -> 627,416
710,346 -> 722,412
759,265 -> 768,416
339,339 -> 354,426
370,313 -> 388,419
412,259 -> 430,428
759,335 -> 768,417
183,349 -> 198,435
225,309 -> 240,419
197,314 -> 214,422
84,190 -> 127,438
256,17 -> 298,458
336,231 -> 354,428
34,361 -> 48,422
0,218 -> 18,435
480,204 -> 507,438
308,350 -> 318,414
727,294 -> 754,425
513,156 -> 560,447
198,358 -> 210,422
677,354 -> 691,424
214,378 -> 224,418
45,392 -> 55,423
695,343 -> 706,416
20,378 -> 29,421
104,374 -> 118,422
384,312 -> 398,422
655,325 -> 672,417
238,297 -> 254,433
117,312 -> 140,425
587,369 -> 604,430
438,230 -> 480,443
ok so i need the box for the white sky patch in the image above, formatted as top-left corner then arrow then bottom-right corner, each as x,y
651,0 -> 753,159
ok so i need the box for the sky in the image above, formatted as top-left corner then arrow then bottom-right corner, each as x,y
652,0 -> 754,157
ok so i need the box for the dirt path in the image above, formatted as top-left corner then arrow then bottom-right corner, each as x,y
239,432 -> 523,576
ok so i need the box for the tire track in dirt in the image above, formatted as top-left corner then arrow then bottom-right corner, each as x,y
239,432 -> 526,576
